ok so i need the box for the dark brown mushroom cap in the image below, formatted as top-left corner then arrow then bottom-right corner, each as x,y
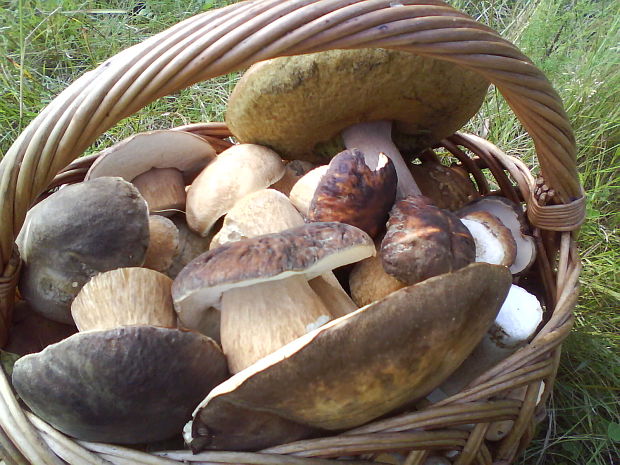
16,177 -> 149,323
381,196 -> 475,284
172,222 -> 374,321
189,262 -> 512,451
226,49 -> 489,162
308,149 -> 397,238
12,326 -> 228,444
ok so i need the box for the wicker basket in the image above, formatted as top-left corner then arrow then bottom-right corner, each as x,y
0,1 -> 586,464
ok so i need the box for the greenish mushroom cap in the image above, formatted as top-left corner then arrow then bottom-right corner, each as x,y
226,49 -> 489,163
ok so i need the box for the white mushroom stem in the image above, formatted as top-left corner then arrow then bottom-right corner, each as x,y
132,167 -> 186,215
220,276 -> 332,373
434,284 -> 543,397
341,120 -> 421,198
211,188 -> 357,318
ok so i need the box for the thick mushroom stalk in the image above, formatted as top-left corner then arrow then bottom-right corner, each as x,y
342,120 -> 421,199
221,275 -> 331,373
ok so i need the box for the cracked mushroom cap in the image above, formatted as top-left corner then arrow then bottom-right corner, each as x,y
12,326 -> 228,444
226,48 -> 489,162
172,222 -> 374,331
308,149 -> 397,238
187,262 -> 512,451
16,177 -> 149,324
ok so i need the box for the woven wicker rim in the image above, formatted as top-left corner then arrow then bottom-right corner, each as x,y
0,1 -> 583,464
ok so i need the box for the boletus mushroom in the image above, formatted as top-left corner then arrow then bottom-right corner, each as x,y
226,48 -> 489,198
209,188 -> 358,319
186,262 -> 512,451
16,177 -> 149,323
12,267 -> 228,444
459,196 -> 536,274
172,222 -> 375,374
86,130 -> 216,215
185,143 -> 285,236
306,149 -> 397,238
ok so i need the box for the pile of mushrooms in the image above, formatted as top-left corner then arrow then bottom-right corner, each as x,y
5,48 -> 546,458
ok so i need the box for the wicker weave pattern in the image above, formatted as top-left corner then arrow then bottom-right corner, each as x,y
0,1 -> 583,464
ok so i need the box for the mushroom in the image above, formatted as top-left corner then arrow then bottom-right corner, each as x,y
185,144 -> 285,236
12,267 -> 228,444
85,130 -> 216,215
172,222 -> 375,373
459,210 -> 517,267
226,48 -> 489,198
459,197 -> 536,274
71,268 -> 176,331
307,149 -> 397,238
186,262 -> 512,451
16,177 -> 150,323
210,188 -> 357,318
409,159 -> 479,211
289,165 -> 329,217
349,253 -> 406,308
143,215 -> 180,273
380,196 -> 475,284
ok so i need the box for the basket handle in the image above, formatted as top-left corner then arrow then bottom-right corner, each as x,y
0,0 -> 585,337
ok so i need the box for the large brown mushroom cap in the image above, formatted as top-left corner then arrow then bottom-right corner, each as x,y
172,222 -> 374,327
188,262 -> 512,451
16,177 -> 149,323
226,49 -> 489,162
12,326 -> 228,444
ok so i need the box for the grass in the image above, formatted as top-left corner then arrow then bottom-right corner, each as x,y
1,1 -> 618,464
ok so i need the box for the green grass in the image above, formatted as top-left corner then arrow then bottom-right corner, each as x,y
1,1 -> 618,464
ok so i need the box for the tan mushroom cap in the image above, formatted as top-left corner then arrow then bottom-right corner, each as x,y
71,267 -> 176,332
226,49 -> 489,162
289,165 -> 329,217
210,189 -> 303,248
12,326 -> 228,444
188,262 -> 512,451
185,144 -> 285,236
85,130 -> 216,183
